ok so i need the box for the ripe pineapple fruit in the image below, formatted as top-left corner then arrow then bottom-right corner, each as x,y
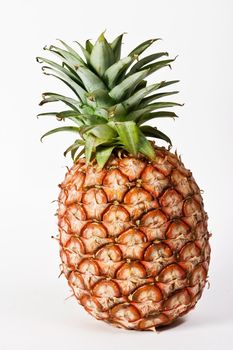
37,33 -> 210,330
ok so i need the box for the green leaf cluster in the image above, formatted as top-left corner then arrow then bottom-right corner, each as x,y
37,32 -> 182,167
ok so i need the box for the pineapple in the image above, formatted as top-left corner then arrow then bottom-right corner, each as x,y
37,33 -> 210,331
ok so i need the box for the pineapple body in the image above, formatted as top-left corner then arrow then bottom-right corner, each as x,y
58,146 -> 210,330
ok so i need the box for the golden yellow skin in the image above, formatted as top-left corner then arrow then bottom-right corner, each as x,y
57,146 -> 210,330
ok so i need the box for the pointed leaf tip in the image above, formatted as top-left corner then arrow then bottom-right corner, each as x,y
98,31 -> 107,42
90,32 -> 114,77
140,125 -> 172,145
111,33 -> 126,61
40,126 -> 80,143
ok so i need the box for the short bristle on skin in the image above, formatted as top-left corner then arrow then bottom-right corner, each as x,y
37,32 -> 182,167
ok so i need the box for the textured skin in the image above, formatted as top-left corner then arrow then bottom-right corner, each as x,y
57,146 -> 210,330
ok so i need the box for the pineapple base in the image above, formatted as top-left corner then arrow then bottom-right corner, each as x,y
57,146 -> 210,331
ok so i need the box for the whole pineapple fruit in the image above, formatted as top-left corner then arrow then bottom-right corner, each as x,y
37,33 -> 210,331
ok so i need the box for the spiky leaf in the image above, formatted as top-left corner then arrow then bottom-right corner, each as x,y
41,68 -> 87,102
138,131 -> 156,160
40,126 -> 80,142
142,58 -> 176,75
139,91 -> 179,107
76,65 -> 107,92
90,33 -> 115,77
127,101 -> 182,120
86,40 -> 93,54
37,57 -> 81,84
87,89 -> 115,108
122,82 -> 164,111
114,121 -> 139,155
64,139 -> 85,157
137,111 -> 178,125
140,125 -> 172,144
74,42 -> 91,63
129,38 -> 159,57
111,33 -> 125,61
127,52 -> 169,76
104,56 -> 133,89
84,134 -> 96,163
44,45 -> 84,69
57,39 -> 85,64
109,69 -> 149,101
96,145 -> 115,168
86,124 -> 117,139
39,93 -> 81,110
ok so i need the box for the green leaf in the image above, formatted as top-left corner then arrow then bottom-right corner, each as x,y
139,91 -> 179,107
56,111 -> 85,125
140,125 -> 172,145
107,103 -> 127,119
62,62 -> 85,87
109,40 -> 160,87
90,124 -> 117,139
57,110 -> 83,118
138,130 -> 156,160
42,68 -> 87,102
39,93 -> 81,110
127,101 -> 182,120
37,56 -> 87,101
37,112 -> 58,117
153,80 -> 180,89
90,33 -> 115,77
40,126 -> 80,142
37,57 -> 81,84
80,114 -> 108,125
111,33 -> 125,61
37,110 -> 85,125
64,139 -> 85,157
44,45 -> 84,68
74,42 -> 91,63
127,52 -> 169,76
81,123 -> 117,140
114,121 -> 139,155
142,58 -> 176,75
137,111 -> 178,125
87,89 -> 115,108
73,148 -> 85,162
122,82 -> 164,111
108,39 -> 158,86
144,101 -> 182,110
144,102 -> 183,112
96,145 -> 115,168
66,144 -> 80,159
85,134 -> 96,163
134,80 -> 147,92
57,39 -> 85,64
76,65 -> 107,92
86,39 -> 93,54
128,38 -> 160,57
109,69 -> 149,102
104,56 -> 133,89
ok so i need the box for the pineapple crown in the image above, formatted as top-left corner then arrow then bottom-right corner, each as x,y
37,32 -> 182,167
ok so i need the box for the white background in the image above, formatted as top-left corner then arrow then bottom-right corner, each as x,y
1,0 -> 233,349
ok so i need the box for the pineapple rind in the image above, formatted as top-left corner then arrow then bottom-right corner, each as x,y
58,145 -> 210,330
